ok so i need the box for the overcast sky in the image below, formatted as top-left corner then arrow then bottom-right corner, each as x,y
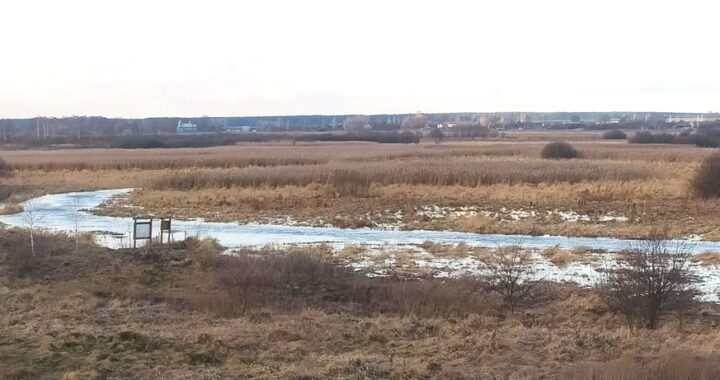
1,0 -> 718,118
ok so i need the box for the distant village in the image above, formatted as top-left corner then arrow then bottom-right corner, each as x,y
0,111 -> 719,143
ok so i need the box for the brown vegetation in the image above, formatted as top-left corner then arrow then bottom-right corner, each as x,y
2,135 -> 720,240
2,231 -> 720,378
692,150 -> 720,198
602,129 -> 628,140
602,238 -> 698,329
0,156 -> 10,176
146,158 -> 654,190
541,141 -> 580,159
694,251 -> 720,266
478,245 -> 536,310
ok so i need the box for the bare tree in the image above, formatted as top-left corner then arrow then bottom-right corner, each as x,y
480,245 -> 535,311
602,238 -> 699,329
22,200 -> 39,256
429,128 -> 444,143
400,113 -> 428,130
342,116 -> 370,131
73,195 -> 82,253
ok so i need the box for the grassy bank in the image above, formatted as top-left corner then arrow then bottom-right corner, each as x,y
1,230 -> 720,378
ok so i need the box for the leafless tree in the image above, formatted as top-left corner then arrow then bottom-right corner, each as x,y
22,200 -> 40,256
429,128 -> 444,143
480,244 -> 535,311
342,116 -> 370,131
602,238 -> 699,329
73,195 -> 82,253
400,113 -> 428,130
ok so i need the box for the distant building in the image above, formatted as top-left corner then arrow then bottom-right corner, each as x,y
176,120 -> 197,133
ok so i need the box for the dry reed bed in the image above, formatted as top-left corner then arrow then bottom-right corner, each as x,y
4,232 -> 720,379
11,156 -> 328,171
1,139 -> 710,172
147,158 -> 658,190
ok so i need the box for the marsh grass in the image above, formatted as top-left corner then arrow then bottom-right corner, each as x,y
3,231 -> 720,379
147,159 -> 656,190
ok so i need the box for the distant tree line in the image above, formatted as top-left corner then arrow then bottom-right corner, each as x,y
1,112 -> 717,147
628,124 -> 720,147
0,131 -> 421,149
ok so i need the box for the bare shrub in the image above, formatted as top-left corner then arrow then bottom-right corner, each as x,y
602,238 -> 698,329
541,245 -> 571,266
190,250 -> 496,317
602,129 -> 627,140
541,141 -> 579,159
0,229 -> 85,277
479,245 -> 535,310
0,157 -> 10,177
691,151 -> 720,198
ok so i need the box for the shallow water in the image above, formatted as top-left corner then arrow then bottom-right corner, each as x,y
2,189 -> 720,252
2,189 -> 719,300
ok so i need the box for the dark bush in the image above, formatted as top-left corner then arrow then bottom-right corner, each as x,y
602,130 -> 627,140
541,142 -> 579,159
602,238 -> 698,329
629,132 -> 678,144
693,127 -> 720,147
692,151 -> 720,198
0,157 -> 11,176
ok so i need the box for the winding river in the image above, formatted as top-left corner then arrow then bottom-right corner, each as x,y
2,188 -> 720,252
2,189 -> 720,300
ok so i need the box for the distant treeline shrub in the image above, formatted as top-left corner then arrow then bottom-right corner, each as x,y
2,131 -> 420,149
629,132 -> 681,144
541,142 -> 579,159
602,130 -> 627,140
629,127 -> 720,147
296,131 -> 420,144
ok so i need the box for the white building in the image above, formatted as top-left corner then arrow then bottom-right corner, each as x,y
176,120 -> 197,133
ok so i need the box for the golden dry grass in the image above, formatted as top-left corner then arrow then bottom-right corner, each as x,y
693,251 -> 720,266
3,231 -> 720,379
2,137 -> 720,240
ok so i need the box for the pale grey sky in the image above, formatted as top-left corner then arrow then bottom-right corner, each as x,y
0,0 -> 718,118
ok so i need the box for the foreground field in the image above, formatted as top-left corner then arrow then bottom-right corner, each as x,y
2,133 -> 720,240
2,231 -> 720,379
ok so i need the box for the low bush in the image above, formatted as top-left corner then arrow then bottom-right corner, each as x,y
691,151 -> 720,198
189,250 -> 497,317
0,157 -> 10,176
541,142 -> 579,159
602,130 -> 627,140
602,238 -> 698,329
